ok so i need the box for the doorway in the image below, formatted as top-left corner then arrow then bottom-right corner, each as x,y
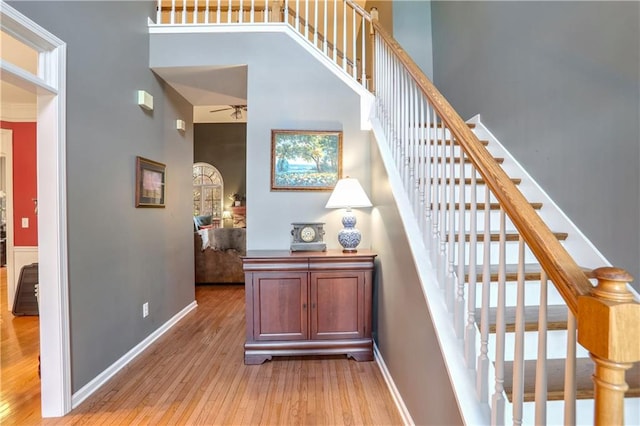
0,4 -> 70,417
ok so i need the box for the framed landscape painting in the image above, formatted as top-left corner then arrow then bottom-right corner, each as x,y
135,156 -> 166,207
270,130 -> 343,191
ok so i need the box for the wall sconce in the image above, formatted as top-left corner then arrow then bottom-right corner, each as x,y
137,90 -> 153,111
325,177 -> 372,252
176,119 -> 186,131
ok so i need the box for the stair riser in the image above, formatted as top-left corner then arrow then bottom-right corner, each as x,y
484,330 -> 590,362
405,162 -> 488,179
425,209 -> 522,228
511,398 -> 640,426
416,186 -> 499,203
440,241 -> 541,265
465,280 -> 566,308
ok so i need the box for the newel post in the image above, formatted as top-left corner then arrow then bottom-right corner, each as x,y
577,267 -> 640,425
368,7 -> 378,93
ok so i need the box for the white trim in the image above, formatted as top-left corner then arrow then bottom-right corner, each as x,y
0,103 -> 37,122
1,129 -> 14,309
0,1 -> 71,417
373,343 -> 414,426
71,301 -> 198,408
0,59 -> 57,95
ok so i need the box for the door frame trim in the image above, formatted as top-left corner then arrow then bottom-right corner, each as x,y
1,2 -> 71,416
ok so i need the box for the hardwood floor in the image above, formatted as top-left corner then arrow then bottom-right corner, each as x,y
2,279 -> 404,425
1,266 -> 42,424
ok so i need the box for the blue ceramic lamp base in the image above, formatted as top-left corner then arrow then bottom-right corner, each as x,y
337,209 -> 362,253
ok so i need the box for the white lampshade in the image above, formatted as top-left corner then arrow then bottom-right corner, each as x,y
325,178 -> 372,209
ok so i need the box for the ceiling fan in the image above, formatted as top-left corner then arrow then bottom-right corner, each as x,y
209,105 -> 247,119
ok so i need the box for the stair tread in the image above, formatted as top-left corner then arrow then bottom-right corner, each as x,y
426,139 -> 489,146
502,358 -> 640,402
423,122 -> 476,129
430,177 -> 522,185
460,263 -> 593,282
428,156 -> 504,164
475,304 -> 570,333
446,231 -> 568,242
431,202 -> 543,210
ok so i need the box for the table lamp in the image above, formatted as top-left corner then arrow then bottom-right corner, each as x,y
222,210 -> 232,228
325,177 -> 372,252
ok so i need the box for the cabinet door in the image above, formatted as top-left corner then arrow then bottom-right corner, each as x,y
253,272 -> 308,341
310,271 -> 365,340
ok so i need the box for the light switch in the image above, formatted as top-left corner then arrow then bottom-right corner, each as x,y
21,217 -> 29,228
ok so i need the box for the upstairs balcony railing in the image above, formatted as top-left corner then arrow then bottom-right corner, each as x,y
155,0 -> 373,88
152,2 -> 640,424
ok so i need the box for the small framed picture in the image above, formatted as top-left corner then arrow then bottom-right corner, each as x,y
271,129 -> 343,191
135,156 -> 166,208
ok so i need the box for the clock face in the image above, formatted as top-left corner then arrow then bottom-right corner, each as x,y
300,226 -> 316,242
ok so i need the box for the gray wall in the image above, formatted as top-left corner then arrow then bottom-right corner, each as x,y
393,0 -> 433,80
194,123 -> 247,210
150,32 -> 372,251
370,137 -> 463,425
431,1 -> 640,285
10,1 -> 196,391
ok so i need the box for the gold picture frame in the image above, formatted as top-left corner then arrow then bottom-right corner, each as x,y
270,129 -> 343,191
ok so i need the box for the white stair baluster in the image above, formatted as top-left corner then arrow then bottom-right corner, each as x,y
333,0 -> 337,62
477,184 -> 491,403
455,143 -> 466,337
315,0 -> 319,46
342,0 -> 347,71
490,208 -> 507,426
464,169 -> 477,367
512,238 -> 526,425
361,13 -> 366,86
535,269 -> 548,424
352,7 -> 356,78
304,0 -> 308,38
194,0 -> 199,23
323,0 -> 327,54
446,127 -> 456,312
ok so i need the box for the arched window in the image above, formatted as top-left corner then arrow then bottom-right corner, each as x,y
193,162 -> 223,221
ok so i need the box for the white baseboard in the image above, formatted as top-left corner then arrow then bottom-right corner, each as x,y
71,300 -> 198,408
374,343 -> 415,426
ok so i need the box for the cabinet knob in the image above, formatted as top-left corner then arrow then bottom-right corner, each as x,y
303,303 -> 307,309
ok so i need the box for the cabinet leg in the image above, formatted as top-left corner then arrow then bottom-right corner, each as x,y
348,351 -> 374,362
244,354 -> 272,365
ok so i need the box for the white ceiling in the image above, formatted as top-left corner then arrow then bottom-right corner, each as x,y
152,65 -> 248,123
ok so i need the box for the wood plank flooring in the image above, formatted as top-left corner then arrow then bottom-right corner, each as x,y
2,275 -> 403,425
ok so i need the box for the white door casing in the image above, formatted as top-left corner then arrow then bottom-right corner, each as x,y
0,2 -> 70,417
1,128 -> 15,309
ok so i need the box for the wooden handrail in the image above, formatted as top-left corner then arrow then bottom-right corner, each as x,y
370,18 -> 594,314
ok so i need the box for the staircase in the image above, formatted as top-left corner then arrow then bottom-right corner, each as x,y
150,1 -> 640,424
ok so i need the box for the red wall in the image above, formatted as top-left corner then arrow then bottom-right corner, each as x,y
1,121 -> 38,247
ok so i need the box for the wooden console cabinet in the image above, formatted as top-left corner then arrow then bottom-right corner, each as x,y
242,250 -> 376,365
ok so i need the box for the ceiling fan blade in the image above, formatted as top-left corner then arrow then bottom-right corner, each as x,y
209,107 -> 232,113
